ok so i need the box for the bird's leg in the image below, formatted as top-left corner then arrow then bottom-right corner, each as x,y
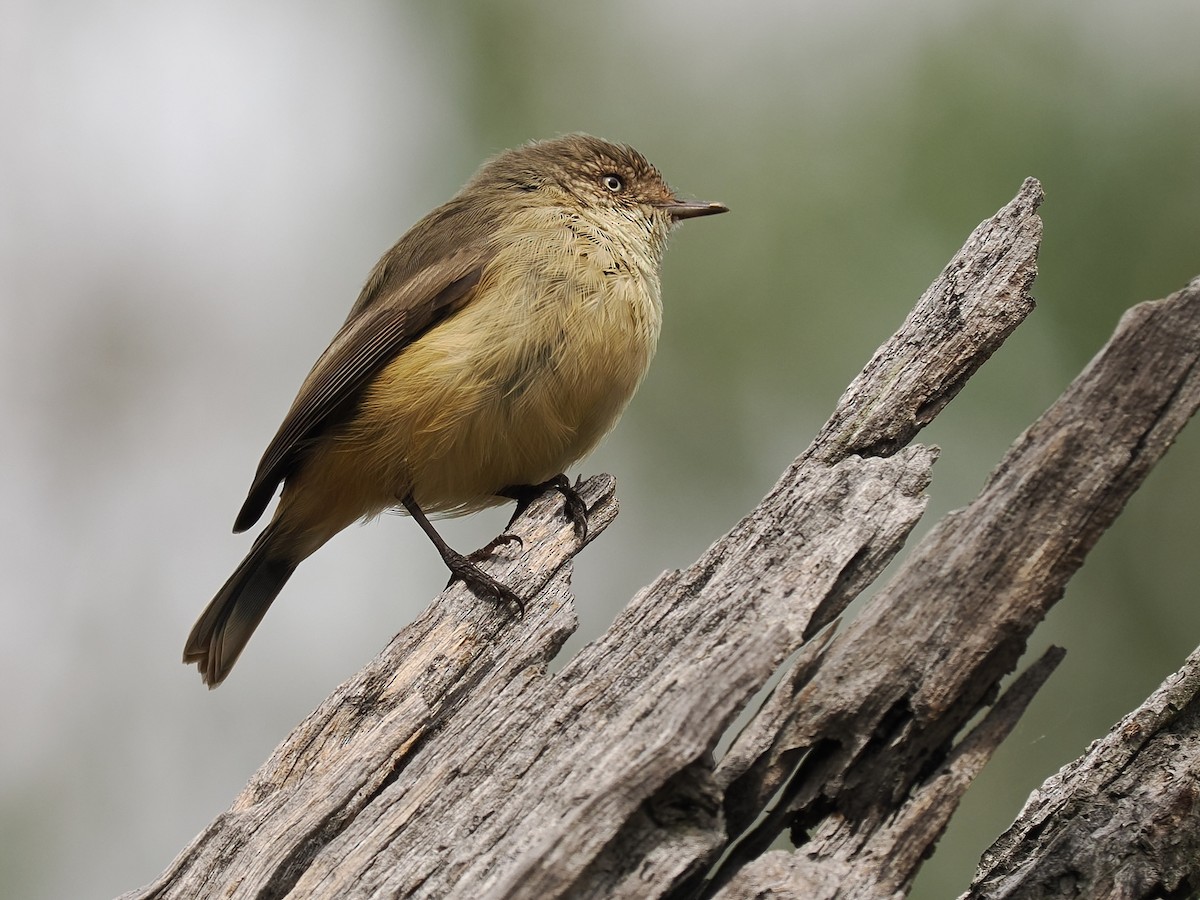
400,494 -> 525,615
499,473 -> 588,542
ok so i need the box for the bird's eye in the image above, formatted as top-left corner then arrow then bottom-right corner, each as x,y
601,174 -> 624,192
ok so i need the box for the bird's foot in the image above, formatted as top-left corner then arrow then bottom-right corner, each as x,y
400,493 -> 526,615
468,531 -> 523,561
501,473 -> 588,542
442,549 -> 526,615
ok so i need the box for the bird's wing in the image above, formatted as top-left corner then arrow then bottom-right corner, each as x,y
233,243 -> 495,533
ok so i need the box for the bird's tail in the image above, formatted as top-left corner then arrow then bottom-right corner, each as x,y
183,522 -> 297,688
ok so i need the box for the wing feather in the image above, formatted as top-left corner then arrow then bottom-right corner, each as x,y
233,245 -> 493,532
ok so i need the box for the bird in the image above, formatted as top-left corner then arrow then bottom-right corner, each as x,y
183,134 -> 727,686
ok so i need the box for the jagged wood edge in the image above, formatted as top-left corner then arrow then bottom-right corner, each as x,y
709,278 -> 1200,899
120,178 -> 1044,900
120,477 -> 618,900
281,179 -> 1043,900
962,638 -> 1200,898
707,646 -> 1067,899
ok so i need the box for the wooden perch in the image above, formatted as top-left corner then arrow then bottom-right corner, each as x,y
124,182 -> 1200,899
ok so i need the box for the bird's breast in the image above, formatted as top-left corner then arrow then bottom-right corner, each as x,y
341,211 -> 663,515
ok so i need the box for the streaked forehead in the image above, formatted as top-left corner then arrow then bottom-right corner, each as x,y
495,134 -> 665,184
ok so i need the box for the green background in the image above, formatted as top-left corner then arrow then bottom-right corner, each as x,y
2,1 -> 1198,897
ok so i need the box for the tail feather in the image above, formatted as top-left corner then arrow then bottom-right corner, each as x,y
184,524 -> 296,688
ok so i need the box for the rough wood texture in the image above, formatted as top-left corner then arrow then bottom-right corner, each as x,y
708,278 -> 1200,899
962,644 -> 1200,900
123,180 -> 1200,899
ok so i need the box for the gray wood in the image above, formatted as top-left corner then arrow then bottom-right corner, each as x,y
961,644 -> 1200,900
122,177 -> 1200,900
709,277 -> 1200,899
714,645 -> 1066,900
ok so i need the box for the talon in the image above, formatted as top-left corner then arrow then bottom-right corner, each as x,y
562,486 -> 588,543
499,473 -> 589,543
469,532 -> 524,562
401,493 -> 525,616
443,549 -> 526,615
544,474 -> 587,542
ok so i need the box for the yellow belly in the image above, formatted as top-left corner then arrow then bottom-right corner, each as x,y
277,227 -> 662,545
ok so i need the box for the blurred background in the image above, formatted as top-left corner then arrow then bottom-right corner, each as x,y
3,1 -> 1199,897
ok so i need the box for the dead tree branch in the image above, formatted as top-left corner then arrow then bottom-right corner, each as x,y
123,181 -> 1200,899
962,643 -> 1200,900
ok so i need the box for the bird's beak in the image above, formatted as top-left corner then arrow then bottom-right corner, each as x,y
660,199 -> 729,221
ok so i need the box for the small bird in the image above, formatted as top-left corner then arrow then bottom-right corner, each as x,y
183,134 -> 727,686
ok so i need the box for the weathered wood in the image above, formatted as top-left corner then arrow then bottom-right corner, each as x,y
711,645 -> 1067,900
121,177 -> 1200,899
708,277 -> 1200,899
122,179 -> 1042,900
125,477 -> 613,899
962,643 -> 1200,900
808,176 -> 1043,464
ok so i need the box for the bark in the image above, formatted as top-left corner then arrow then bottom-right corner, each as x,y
122,179 -> 1200,900
961,646 -> 1200,900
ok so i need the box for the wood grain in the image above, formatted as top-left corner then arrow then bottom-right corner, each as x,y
122,181 -> 1200,899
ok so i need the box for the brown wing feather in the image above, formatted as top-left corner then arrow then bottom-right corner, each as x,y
233,245 -> 493,533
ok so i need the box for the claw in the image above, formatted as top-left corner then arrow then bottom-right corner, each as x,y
443,548 -> 525,616
469,532 -> 524,562
401,494 -> 526,617
499,473 -> 589,543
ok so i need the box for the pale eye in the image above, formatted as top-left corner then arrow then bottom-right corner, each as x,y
601,174 -> 624,192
